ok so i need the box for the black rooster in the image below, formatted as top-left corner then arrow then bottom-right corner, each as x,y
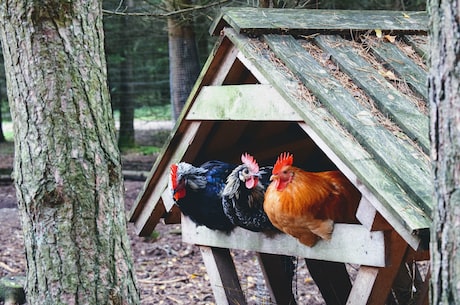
222,153 -> 276,232
170,160 -> 236,232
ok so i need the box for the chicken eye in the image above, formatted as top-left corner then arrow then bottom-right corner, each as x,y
242,168 -> 249,175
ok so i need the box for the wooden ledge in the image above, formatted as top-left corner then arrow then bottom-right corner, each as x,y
181,216 -> 386,267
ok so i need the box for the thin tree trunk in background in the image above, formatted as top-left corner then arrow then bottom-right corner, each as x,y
428,0 -> 460,303
118,0 -> 135,149
0,44 -> 4,143
0,1 -> 139,304
0,88 -> 5,143
167,0 -> 201,121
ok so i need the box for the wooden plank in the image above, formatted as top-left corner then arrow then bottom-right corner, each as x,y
415,267 -> 430,305
211,8 -> 427,35
221,29 -> 430,244
263,34 -> 432,214
210,45 -> 240,85
346,266 -> 379,305
314,35 -> 429,153
366,37 -> 428,101
403,35 -> 428,61
236,51 -> 270,84
256,253 -> 296,304
356,197 -> 392,231
187,85 -> 302,121
163,205 -> 181,224
182,216 -> 386,267
347,230 -> 408,305
161,187 -> 175,211
199,246 -> 247,305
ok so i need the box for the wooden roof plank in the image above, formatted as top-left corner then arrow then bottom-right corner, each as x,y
211,8 -> 427,35
263,33 -> 432,213
367,38 -> 428,101
403,35 -> 429,60
221,29 -> 430,242
314,35 -> 429,153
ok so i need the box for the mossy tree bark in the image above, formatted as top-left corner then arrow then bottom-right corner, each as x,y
428,0 -> 460,303
0,1 -> 139,304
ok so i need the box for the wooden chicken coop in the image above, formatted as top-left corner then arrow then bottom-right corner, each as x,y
129,8 -> 431,305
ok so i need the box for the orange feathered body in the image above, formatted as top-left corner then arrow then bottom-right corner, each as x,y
264,164 -> 361,247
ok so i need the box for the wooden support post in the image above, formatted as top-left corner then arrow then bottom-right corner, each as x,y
199,246 -> 247,305
347,230 -> 408,305
257,253 -> 297,305
414,267 -> 430,305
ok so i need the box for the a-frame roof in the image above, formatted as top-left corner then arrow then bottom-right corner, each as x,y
129,8 -> 431,250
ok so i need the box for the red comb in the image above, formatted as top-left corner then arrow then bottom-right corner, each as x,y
170,164 -> 178,189
241,153 -> 259,173
272,152 -> 293,174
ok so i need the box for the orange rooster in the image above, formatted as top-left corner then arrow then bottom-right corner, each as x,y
264,152 -> 361,247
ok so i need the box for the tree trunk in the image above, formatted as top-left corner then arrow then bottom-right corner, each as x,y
428,0 -> 460,303
118,0 -> 135,149
167,0 -> 201,121
0,45 -> 4,143
0,88 -> 5,143
0,1 -> 139,304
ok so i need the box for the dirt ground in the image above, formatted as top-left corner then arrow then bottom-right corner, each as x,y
0,128 -> 327,305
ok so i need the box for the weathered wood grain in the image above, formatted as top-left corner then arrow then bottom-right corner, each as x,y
347,231 -> 408,305
403,35 -> 429,60
182,216 -> 386,267
263,34 -> 432,213
314,35 -> 429,153
367,37 -> 428,101
211,8 -> 427,35
187,85 -> 302,121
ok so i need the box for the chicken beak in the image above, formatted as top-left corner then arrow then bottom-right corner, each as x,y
269,174 -> 276,181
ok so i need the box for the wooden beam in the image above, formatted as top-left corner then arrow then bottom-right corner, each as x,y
163,205 -> 181,224
236,51 -> 270,84
187,84 -> 302,121
182,216 -> 386,267
209,45 -> 239,85
347,230 -> 408,305
200,246 -> 247,305
211,8 -> 427,35
356,197 -> 392,231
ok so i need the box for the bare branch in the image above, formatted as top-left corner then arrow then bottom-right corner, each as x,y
102,0 -> 230,18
